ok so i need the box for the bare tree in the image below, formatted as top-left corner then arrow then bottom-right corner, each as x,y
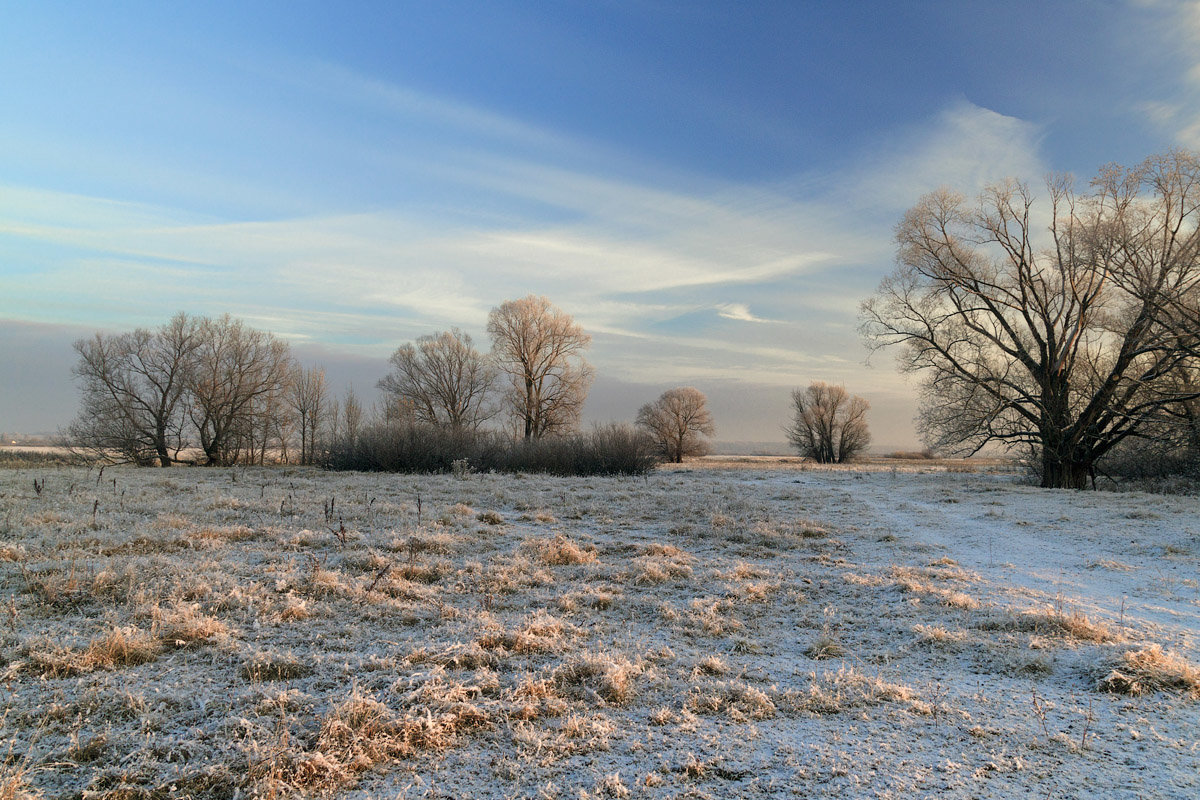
487,295 -> 593,439
378,328 -> 496,431
861,151 -> 1200,488
339,386 -> 363,444
68,312 -> 200,466
636,387 -> 715,462
188,315 -> 293,466
786,382 -> 871,463
288,365 -> 328,465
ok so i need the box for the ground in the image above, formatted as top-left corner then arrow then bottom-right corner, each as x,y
0,458 -> 1197,799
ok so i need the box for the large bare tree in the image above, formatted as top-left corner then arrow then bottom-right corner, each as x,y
861,150 -> 1200,488
188,315 -> 293,466
786,382 -> 870,463
637,386 -> 715,462
487,295 -> 593,439
378,328 -> 496,431
68,312 -> 200,466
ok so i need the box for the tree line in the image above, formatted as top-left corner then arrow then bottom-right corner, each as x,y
68,148 -> 1200,486
68,293 -> 875,470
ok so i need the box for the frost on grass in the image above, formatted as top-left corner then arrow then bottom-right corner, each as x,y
1096,644 -> 1200,698
2,464 -> 1198,798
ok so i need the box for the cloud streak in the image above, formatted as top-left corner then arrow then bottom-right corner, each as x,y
1,79 -> 1047,441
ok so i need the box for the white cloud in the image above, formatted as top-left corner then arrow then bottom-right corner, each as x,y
715,303 -> 772,323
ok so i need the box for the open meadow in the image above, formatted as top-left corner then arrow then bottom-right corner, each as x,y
1,458 -> 1197,799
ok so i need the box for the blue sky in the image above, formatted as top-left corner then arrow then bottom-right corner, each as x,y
3,1 -> 1200,445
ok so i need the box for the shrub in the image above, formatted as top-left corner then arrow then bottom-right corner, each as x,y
322,422 -> 658,476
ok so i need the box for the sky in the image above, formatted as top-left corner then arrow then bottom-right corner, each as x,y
4,1 -> 1200,448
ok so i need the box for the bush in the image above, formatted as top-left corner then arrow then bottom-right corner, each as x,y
322,423 -> 658,476
0,448 -> 93,469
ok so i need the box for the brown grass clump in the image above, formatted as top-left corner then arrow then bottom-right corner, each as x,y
87,625 -> 162,669
0,758 -> 41,800
978,608 -> 1120,643
527,534 -> 597,566
1097,644 -> 1200,698
555,652 -> 637,705
804,635 -> 847,660
241,650 -> 312,682
152,602 -> 231,648
778,666 -> 917,715
686,680 -> 776,720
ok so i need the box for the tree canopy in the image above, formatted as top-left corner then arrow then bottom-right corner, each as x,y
861,150 -> 1200,488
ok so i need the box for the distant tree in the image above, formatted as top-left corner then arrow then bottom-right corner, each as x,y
188,314 -> 292,466
339,386 -> 364,444
288,365 -> 328,466
378,328 -> 497,431
860,151 -> 1200,488
68,312 -> 200,466
786,382 -> 870,463
487,295 -> 593,439
637,387 -> 715,463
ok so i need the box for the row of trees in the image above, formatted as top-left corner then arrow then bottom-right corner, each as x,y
68,297 -> 725,467
70,313 -> 299,467
69,293 -> 877,469
67,295 -> 598,467
377,295 -> 593,439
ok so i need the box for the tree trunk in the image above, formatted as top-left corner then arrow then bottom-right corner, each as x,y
1040,450 -> 1091,489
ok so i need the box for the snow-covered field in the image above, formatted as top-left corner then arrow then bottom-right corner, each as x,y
1,461 -> 1197,799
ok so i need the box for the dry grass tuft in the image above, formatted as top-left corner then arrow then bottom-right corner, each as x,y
555,652 -> 637,705
686,680 -> 776,720
87,625 -> 161,668
241,649 -> 312,681
778,666 -> 917,715
978,608 -> 1120,643
152,602 -> 231,648
1097,644 -> 1200,698
804,635 -> 847,660
527,534 -> 597,566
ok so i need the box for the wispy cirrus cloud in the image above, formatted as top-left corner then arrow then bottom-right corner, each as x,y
0,78 -> 1046,445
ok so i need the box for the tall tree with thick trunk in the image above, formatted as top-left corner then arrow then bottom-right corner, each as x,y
861,151 -> 1200,488
68,312 -> 200,466
487,295 -> 593,439
188,315 -> 292,466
